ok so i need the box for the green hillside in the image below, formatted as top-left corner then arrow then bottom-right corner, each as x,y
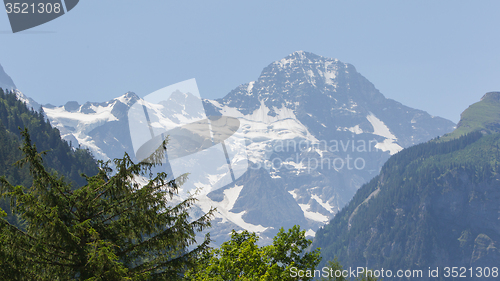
312,93 -> 500,280
441,91 -> 500,140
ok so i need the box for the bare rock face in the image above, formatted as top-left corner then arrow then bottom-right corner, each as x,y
471,234 -> 499,268
427,171 -> 500,270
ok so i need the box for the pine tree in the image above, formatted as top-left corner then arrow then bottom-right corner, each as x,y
0,129 -> 215,280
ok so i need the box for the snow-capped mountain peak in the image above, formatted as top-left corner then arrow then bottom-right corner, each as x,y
43,92 -> 140,160
268,51 -> 345,89
17,51 -> 456,245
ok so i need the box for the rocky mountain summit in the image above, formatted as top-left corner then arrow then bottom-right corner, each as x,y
197,51 -> 455,241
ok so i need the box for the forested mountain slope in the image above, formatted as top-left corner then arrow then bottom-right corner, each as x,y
312,92 -> 500,280
0,89 -> 98,226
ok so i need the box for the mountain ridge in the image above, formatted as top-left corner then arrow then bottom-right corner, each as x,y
0,64 -> 16,91
2,52 -> 457,245
312,93 -> 500,280
454,91 -> 500,136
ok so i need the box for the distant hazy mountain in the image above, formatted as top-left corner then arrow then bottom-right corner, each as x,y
0,63 -> 42,111
198,51 -> 455,242
13,51 -> 455,244
0,64 -> 16,91
42,93 -> 139,161
312,92 -> 500,280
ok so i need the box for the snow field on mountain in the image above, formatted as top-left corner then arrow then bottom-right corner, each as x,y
44,101 -> 121,160
288,190 -> 328,224
197,185 -> 268,234
31,51 -> 456,247
366,112 -> 403,155
210,99 -> 319,165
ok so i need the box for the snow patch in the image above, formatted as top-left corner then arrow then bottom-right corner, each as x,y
299,203 -> 329,223
311,194 -> 336,214
247,81 -> 255,94
374,139 -> 402,155
197,185 -> 268,233
15,91 -> 31,106
347,125 -> 363,134
366,112 -> 402,155
366,112 -> 396,139
305,229 -> 316,237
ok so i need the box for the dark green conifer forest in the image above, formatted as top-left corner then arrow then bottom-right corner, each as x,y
0,89 -> 98,227
313,130 -> 500,279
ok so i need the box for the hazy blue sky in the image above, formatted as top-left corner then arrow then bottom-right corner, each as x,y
1,1 -> 499,123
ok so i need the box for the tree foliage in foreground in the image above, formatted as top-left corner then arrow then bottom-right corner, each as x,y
0,129 -> 215,280
184,225 -> 321,281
